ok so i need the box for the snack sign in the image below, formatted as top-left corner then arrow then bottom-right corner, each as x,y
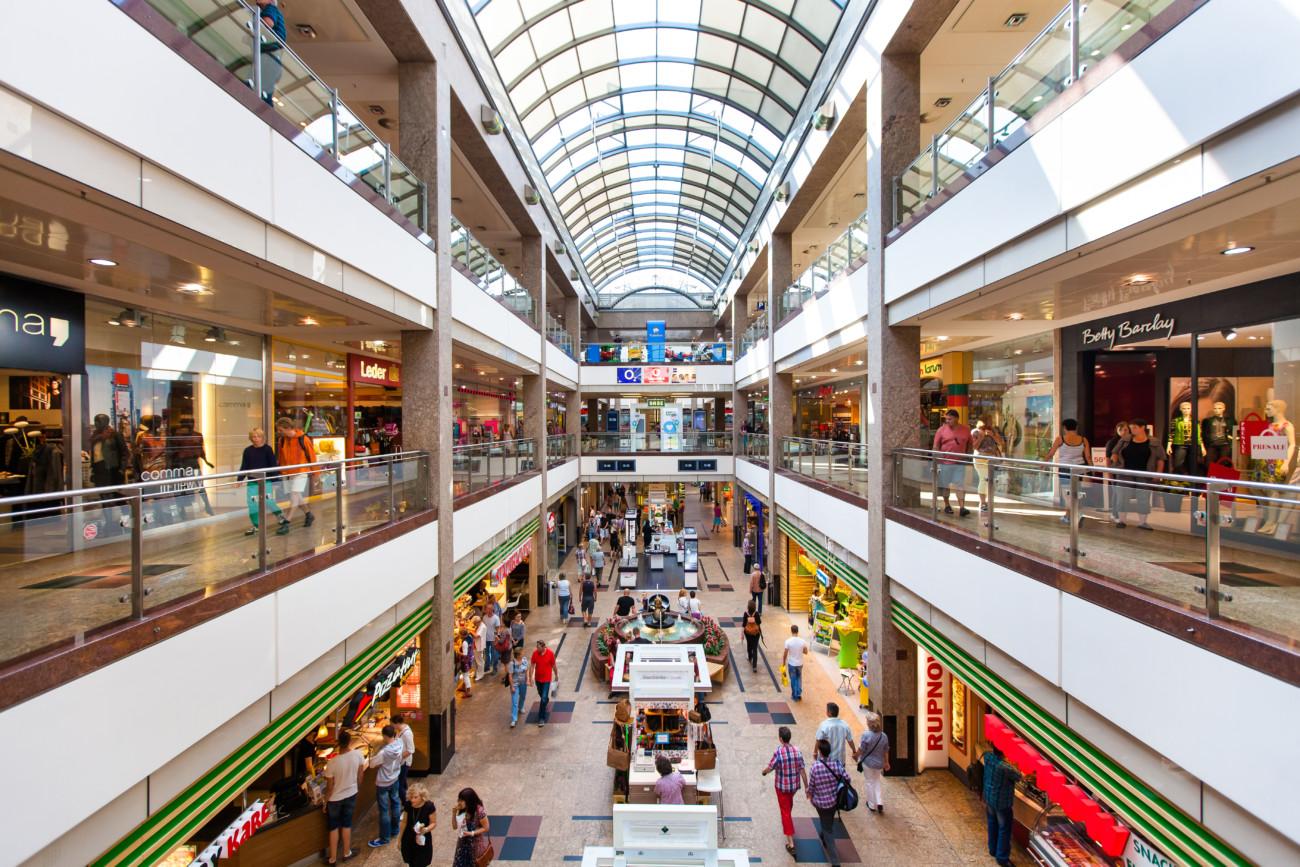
189,800 -> 272,865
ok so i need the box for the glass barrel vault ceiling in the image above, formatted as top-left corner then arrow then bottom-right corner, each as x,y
463,0 -> 849,306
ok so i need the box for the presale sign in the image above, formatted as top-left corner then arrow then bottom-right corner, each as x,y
1249,426 -> 1290,461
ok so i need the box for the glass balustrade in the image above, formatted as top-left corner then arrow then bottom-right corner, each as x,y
578,341 -> 731,364
448,219 -> 538,326
580,432 -> 732,454
892,448 -> 1300,648
738,313 -> 769,360
740,433 -> 770,461
546,433 -> 576,465
545,314 -> 576,360
894,0 -> 1176,227
451,439 -> 538,499
138,0 -> 427,231
780,437 -> 868,498
779,213 -> 869,321
0,451 -> 430,668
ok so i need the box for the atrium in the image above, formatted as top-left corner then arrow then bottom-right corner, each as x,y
0,1 -> 1297,865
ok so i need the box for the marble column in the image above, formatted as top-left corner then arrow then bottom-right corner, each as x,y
713,397 -> 726,432
586,398 -> 601,433
398,52 -> 455,776
866,51 -> 923,775
520,237 -> 549,613
565,296 -> 581,358
766,235 -> 793,593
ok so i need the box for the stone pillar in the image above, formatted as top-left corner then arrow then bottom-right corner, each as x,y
396,58 -> 455,773
520,236 -> 549,613
713,397 -> 726,432
766,234 -> 793,596
866,52 -> 922,775
565,296 -> 582,358
586,398 -> 601,433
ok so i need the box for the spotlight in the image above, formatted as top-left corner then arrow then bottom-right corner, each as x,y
1220,245 -> 1254,256
88,258 -> 117,267
177,282 -> 210,295
1221,328 -> 1238,341
1005,312 -> 1024,321
109,309 -> 139,327
204,327 -> 224,343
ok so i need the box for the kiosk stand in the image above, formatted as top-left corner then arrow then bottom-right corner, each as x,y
579,804 -> 750,867
682,527 -> 699,590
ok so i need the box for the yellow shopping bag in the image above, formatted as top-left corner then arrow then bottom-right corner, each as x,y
779,664 -> 789,687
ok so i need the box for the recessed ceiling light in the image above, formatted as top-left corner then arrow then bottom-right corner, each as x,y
88,257 -> 117,267
1220,245 -> 1254,256
935,335 -> 949,341
1013,349 -> 1024,356
933,97 -> 952,108
855,360 -> 863,366
1006,312 -> 1024,321
204,327 -> 222,343
1032,95 -> 1043,103
1004,13 -> 1028,28
177,282 -> 209,295
1123,274 -> 1153,287
830,368 -> 838,373
299,316 -> 319,326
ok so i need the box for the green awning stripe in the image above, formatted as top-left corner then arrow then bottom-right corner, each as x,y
776,515 -> 868,600
453,517 -> 540,597
94,603 -> 432,867
890,602 -> 1246,866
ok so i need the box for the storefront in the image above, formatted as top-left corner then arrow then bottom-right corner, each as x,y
453,381 -> 521,443
156,637 -> 424,867
741,488 -> 766,567
1061,278 -> 1300,541
272,340 -> 348,463
795,377 -> 864,441
775,516 -> 868,673
347,354 -> 401,457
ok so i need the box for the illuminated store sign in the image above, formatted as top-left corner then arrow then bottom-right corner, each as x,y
0,277 -> 84,373
190,800 -> 272,865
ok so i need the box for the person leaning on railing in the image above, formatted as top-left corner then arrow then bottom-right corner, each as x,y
238,428 -> 291,536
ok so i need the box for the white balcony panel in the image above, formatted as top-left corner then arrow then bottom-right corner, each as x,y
773,472 -> 869,564
547,342 -> 579,385
547,457 -> 580,494
772,266 -> 870,365
735,457 -> 771,496
451,271 -> 543,365
579,364 -> 734,390
454,474 -> 544,562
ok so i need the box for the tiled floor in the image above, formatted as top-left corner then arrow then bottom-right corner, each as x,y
349,496 -> 1028,866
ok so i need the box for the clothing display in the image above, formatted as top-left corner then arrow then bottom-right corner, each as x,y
1202,411 -> 1235,466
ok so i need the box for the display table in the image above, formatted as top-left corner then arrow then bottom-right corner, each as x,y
580,804 -> 749,867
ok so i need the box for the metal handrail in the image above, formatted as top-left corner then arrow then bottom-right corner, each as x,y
0,449 -> 427,507
452,438 -> 535,453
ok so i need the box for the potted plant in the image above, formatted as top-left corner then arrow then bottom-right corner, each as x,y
592,617 -> 626,681
698,616 -> 729,679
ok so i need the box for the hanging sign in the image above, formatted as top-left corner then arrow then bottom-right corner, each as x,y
189,800 -> 273,866
348,354 -> 401,386
546,511 -> 556,533
0,277 -> 85,373
491,536 -> 533,582
920,358 -> 943,378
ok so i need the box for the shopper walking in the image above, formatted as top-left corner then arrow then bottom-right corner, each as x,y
480,606 -> 501,676
529,639 -> 558,727
1103,421 -> 1131,522
761,726 -> 807,857
856,712 -> 890,813
1112,418 -> 1162,530
506,646 -> 529,728
556,572 -> 572,624
322,730 -> 366,865
366,725 -> 405,848
457,628 -> 475,697
749,562 -> 765,614
274,417 -> 316,527
741,529 -> 754,574
982,744 -> 1021,867
815,703 -> 855,767
399,783 -> 436,867
580,573 -> 598,626
452,788 -> 491,867
970,417 -> 1004,521
392,712 -> 415,802
510,612 -> 526,649
782,625 -> 809,701
1046,418 -> 1092,524
237,428 -> 290,536
712,501 -> 725,533
806,739 -> 849,867
932,409 -> 973,516
254,0 -> 286,106
741,600 -> 762,672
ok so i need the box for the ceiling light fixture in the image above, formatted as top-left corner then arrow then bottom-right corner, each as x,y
855,360 -> 864,366
933,97 -> 952,108
1123,274 -> 1153,287
204,327 -> 223,343
177,282 -> 209,295
88,257 -> 117,267
935,335 -> 949,342
108,309 -> 140,328
1221,328 -> 1238,341
1006,312 -> 1024,321
1004,13 -> 1028,28
1220,244 -> 1255,256
830,368 -> 838,373
298,316 -> 319,326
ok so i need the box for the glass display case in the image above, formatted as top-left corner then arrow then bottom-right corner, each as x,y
1028,811 -> 1115,867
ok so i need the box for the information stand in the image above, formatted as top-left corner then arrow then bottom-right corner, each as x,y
579,804 -> 751,867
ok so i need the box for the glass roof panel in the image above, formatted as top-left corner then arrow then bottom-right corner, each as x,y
463,0 -> 847,299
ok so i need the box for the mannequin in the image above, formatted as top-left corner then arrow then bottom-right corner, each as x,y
23,430 -> 65,496
1166,401 -> 1194,476
170,416 -> 215,517
89,413 -> 130,533
1252,400 -> 1296,535
1200,401 -> 1236,468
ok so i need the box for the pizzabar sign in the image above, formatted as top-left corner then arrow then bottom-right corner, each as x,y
189,800 -> 273,866
348,645 -> 420,723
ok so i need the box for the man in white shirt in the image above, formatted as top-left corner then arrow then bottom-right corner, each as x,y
687,590 -> 702,617
814,702 -> 856,767
323,730 -> 367,862
367,725 -> 406,848
392,712 -> 415,801
474,616 -> 489,681
782,625 -> 809,701
480,609 -> 501,676
556,573 -> 572,624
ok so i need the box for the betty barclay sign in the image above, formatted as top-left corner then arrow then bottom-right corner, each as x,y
1080,312 -> 1176,349
0,277 -> 85,374
189,800 -> 272,866
348,354 -> 401,386
491,536 -> 533,581
616,366 -> 697,385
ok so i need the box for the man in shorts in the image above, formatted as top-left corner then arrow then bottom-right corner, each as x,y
932,409 -> 973,517
323,729 -> 366,863
275,417 -> 316,527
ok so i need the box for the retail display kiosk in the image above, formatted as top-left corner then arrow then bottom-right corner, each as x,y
682,526 -> 699,589
579,804 -> 750,867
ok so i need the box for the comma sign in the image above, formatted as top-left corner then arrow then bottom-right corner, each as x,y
0,277 -> 85,373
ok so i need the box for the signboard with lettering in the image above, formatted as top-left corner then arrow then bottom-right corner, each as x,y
916,654 -> 949,770
0,277 -> 85,373
349,354 -> 400,386
1080,312 -> 1176,349
617,366 -> 697,385
1250,426 -> 1291,460
189,800 -> 273,866
920,358 -> 943,379
1121,831 -> 1176,867
617,366 -> 642,384
347,646 -> 419,723
697,459 -> 717,471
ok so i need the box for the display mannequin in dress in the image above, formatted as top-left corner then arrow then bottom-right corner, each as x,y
1254,399 -> 1295,535
1200,401 -> 1236,468
1166,401 -> 1194,476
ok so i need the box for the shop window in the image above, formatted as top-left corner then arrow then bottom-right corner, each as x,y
273,340 -> 348,463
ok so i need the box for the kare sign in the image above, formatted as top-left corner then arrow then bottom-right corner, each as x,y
0,277 -> 85,373
189,800 -> 272,866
